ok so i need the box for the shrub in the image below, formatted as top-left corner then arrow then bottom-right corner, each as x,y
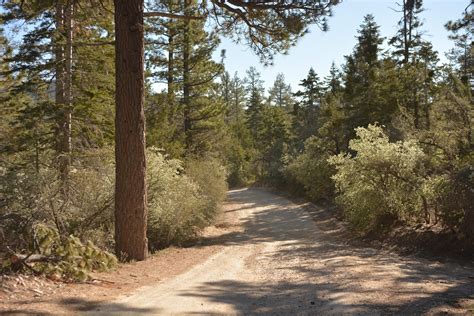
429,165 -> 474,237
2,223 -> 117,281
185,158 -> 227,221
328,124 -> 427,231
146,149 -> 226,250
286,136 -> 335,201
1,147 -> 227,258
0,149 -> 115,251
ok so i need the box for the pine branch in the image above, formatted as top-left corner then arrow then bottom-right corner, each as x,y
144,12 -> 204,20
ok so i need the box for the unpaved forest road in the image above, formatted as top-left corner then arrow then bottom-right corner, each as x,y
95,188 -> 474,315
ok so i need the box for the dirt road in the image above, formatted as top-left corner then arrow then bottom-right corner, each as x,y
94,188 -> 474,315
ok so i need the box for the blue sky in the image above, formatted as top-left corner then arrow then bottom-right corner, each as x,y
216,0 -> 469,91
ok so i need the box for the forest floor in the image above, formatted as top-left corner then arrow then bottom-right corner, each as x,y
1,188 -> 474,315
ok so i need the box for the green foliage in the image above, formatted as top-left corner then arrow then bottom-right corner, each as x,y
0,149 -> 115,249
286,137 -> 335,201
268,73 -> 293,109
212,0 -> 338,64
186,158 -> 228,217
146,149 -> 226,250
145,0 -> 225,157
292,67 -> 325,150
1,223 -> 117,282
259,106 -> 292,185
329,125 -> 427,231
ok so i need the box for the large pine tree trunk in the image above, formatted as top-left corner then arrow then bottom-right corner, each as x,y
114,0 -> 148,261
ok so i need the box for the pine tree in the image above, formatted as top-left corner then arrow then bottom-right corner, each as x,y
221,71 -> 232,115
268,73 -> 293,109
389,0 -> 424,65
295,68 -> 323,108
259,106 -> 291,182
325,62 -> 343,96
292,67 -> 325,150
245,67 -> 266,143
445,5 -> 473,94
1,0 -> 115,173
220,72 -> 252,186
0,28 -> 14,152
114,0 -> 148,261
146,0 -> 224,156
354,14 -> 383,67
343,15 -> 389,131
389,0 -> 438,129
230,72 -> 247,123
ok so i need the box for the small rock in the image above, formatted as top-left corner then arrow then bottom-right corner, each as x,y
310,301 -> 315,305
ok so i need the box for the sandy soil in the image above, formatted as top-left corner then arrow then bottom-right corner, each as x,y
2,188 -> 474,315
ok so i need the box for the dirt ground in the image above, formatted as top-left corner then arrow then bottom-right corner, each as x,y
0,218 -> 234,314
1,188 -> 474,315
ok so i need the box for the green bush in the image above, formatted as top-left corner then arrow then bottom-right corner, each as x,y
185,158 -> 227,220
286,136 -> 335,201
428,165 -> 474,237
146,149 -> 226,250
328,124 -> 428,231
2,147 -> 227,255
0,149 -> 115,251
2,223 -> 117,281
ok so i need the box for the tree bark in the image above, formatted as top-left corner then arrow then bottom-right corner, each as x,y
167,11 -> 177,122
55,2 -> 66,178
402,0 -> 409,64
114,0 -> 148,261
182,0 -> 192,153
60,0 -> 74,188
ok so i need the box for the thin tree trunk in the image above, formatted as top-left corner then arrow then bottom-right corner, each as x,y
59,0 -> 74,188
167,5 -> 175,107
413,88 -> 420,129
182,0 -> 192,153
403,0 -> 409,64
114,0 -> 148,261
166,17 -> 176,126
55,2 -> 66,177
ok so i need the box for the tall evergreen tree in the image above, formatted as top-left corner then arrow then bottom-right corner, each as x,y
114,0 -> 148,261
245,67 -> 265,143
325,62 -> 343,96
445,4 -> 473,94
292,67 -> 325,150
389,0 -> 424,64
229,72 -> 247,123
295,67 -> 323,108
268,73 -> 293,108
220,72 -> 252,186
389,0 -> 438,129
343,14 -> 389,131
146,0 -> 224,156
1,0 -> 115,176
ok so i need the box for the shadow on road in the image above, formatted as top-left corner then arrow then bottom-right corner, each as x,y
60,298 -> 160,314
179,279 -> 473,314
189,188 -> 474,314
